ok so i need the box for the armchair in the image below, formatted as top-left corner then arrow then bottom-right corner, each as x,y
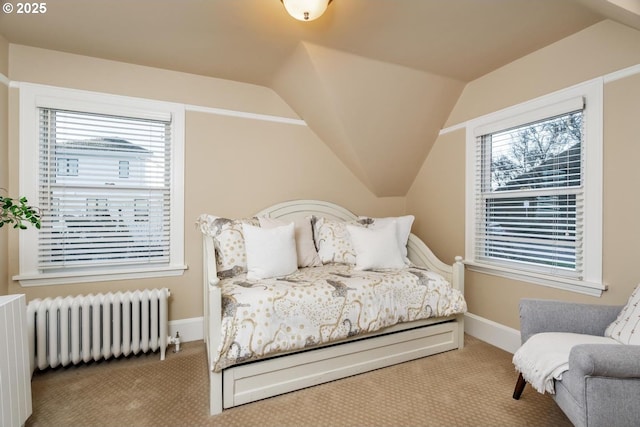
512,298 -> 640,427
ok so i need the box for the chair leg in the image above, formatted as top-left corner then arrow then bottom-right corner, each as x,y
513,372 -> 527,400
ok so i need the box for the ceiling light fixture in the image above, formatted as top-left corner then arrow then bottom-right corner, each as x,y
281,0 -> 332,21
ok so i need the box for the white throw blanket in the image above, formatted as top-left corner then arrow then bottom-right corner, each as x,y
512,332 -> 619,394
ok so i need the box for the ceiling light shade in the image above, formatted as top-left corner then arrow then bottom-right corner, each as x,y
281,0 -> 332,21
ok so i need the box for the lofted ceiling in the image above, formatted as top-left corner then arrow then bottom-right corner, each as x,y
1,0 -> 639,196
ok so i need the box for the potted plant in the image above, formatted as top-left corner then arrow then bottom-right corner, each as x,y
1,191 -> 41,229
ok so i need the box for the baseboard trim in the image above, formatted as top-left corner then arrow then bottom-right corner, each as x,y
169,313 -> 521,354
464,312 -> 521,354
169,317 -> 203,343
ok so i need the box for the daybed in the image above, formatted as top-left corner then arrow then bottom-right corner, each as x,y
198,199 -> 466,415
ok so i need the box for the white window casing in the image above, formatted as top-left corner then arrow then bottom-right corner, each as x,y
465,79 -> 604,296
15,83 -> 186,286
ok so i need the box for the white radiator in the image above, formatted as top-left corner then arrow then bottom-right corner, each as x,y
0,294 -> 32,427
27,288 -> 170,371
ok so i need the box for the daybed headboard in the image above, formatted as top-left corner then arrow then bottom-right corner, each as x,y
255,199 -> 459,285
201,199 -> 463,289
256,199 -> 356,222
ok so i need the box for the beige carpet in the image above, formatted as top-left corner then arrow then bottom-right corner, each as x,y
26,335 -> 570,427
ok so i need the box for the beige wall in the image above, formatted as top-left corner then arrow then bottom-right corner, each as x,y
444,20 -> 640,128
6,19 -> 640,333
407,20 -> 640,329
406,128 -> 465,266
6,45 -> 405,320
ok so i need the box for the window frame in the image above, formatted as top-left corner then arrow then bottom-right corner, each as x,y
15,83 -> 186,286
465,79 -> 604,296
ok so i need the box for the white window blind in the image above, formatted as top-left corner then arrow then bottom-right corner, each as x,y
474,104 -> 585,279
38,108 -> 172,270
465,79 -> 603,295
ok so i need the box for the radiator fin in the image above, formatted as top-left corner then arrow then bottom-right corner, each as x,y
27,288 -> 170,371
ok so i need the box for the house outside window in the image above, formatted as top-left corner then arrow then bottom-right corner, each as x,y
16,83 -> 186,286
465,79 -> 604,296
57,158 -> 78,176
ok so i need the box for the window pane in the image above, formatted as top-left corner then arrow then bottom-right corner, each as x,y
488,112 -> 582,191
39,108 -> 172,270
478,110 -> 583,275
482,194 -> 578,269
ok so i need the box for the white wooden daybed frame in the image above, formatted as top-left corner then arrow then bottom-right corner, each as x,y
202,199 -> 465,415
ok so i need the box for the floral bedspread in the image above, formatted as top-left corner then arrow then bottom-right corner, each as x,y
213,264 -> 466,371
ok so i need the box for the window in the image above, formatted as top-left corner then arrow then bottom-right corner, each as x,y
16,83 -> 186,286
119,160 -> 130,179
57,158 -> 78,176
465,80 -> 604,296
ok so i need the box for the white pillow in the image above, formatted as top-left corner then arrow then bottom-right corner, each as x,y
242,223 -> 298,280
259,216 -> 322,268
358,215 -> 415,263
605,283 -> 640,345
346,221 -> 406,271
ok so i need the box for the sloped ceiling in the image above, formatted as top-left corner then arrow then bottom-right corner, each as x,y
1,0 -> 638,196
272,42 -> 464,196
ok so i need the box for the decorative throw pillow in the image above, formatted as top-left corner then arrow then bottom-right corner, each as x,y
259,216 -> 322,268
605,283 -> 640,345
346,221 -> 406,271
358,215 -> 415,264
242,223 -> 298,280
197,214 -> 259,278
312,217 -> 359,265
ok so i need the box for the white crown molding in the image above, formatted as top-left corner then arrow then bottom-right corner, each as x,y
439,63 -> 640,137
9,79 -> 306,126
186,104 -> 306,126
603,63 -> 640,84
438,121 -> 465,136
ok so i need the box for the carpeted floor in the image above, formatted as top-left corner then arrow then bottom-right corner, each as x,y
26,335 -> 571,427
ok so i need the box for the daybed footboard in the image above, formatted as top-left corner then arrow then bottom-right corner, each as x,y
201,200 -> 465,415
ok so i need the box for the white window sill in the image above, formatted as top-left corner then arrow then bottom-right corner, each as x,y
464,261 -> 606,297
13,265 -> 188,287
